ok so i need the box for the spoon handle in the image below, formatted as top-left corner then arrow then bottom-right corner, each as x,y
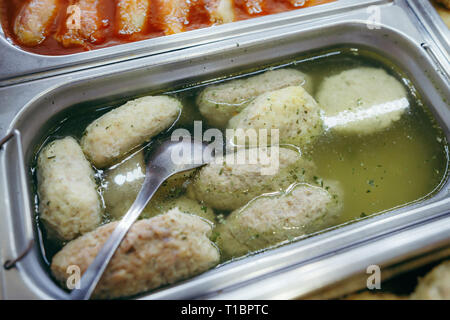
69,172 -> 165,300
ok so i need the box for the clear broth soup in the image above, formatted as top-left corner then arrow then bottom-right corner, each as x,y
32,46 -> 449,287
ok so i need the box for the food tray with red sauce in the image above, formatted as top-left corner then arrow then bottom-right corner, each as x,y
1,0 -> 335,55
0,0 -> 366,85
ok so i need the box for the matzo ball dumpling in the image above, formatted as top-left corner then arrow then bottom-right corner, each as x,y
215,182 -> 342,259
187,147 -> 317,211
197,69 -> 313,128
81,95 -> 182,168
37,137 -> 102,241
316,67 -> 409,135
227,86 -> 323,147
51,209 -> 220,299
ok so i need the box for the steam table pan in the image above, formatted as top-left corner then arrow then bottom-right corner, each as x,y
0,1 -> 449,299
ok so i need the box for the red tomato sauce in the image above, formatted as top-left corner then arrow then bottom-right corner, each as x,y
0,0 -> 336,56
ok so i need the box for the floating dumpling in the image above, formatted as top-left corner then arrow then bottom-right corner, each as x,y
37,137 -> 102,241
187,147 -> 316,211
197,69 -> 313,127
228,86 -> 323,146
51,209 -> 220,299
215,183 -> 342,259
81,95 -> 182,168
316,67 -> 409,135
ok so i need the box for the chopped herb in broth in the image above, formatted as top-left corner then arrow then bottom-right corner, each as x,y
310,114 -> 447,223
31,47 -> 449,298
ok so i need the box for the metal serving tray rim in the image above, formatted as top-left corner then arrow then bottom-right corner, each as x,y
207,211 -> 450,299
406,0 -> 450,52
1,15 -> 449,299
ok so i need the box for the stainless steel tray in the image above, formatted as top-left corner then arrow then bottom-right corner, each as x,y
0,0 -> 385,86
0,1 -> 449,300
406,0 -> 450,56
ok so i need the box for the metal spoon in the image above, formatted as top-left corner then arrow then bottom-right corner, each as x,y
69,137 -> 211,300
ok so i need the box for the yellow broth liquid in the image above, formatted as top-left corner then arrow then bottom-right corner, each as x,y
309,119 -> 447,223
34,47 -> 449,265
